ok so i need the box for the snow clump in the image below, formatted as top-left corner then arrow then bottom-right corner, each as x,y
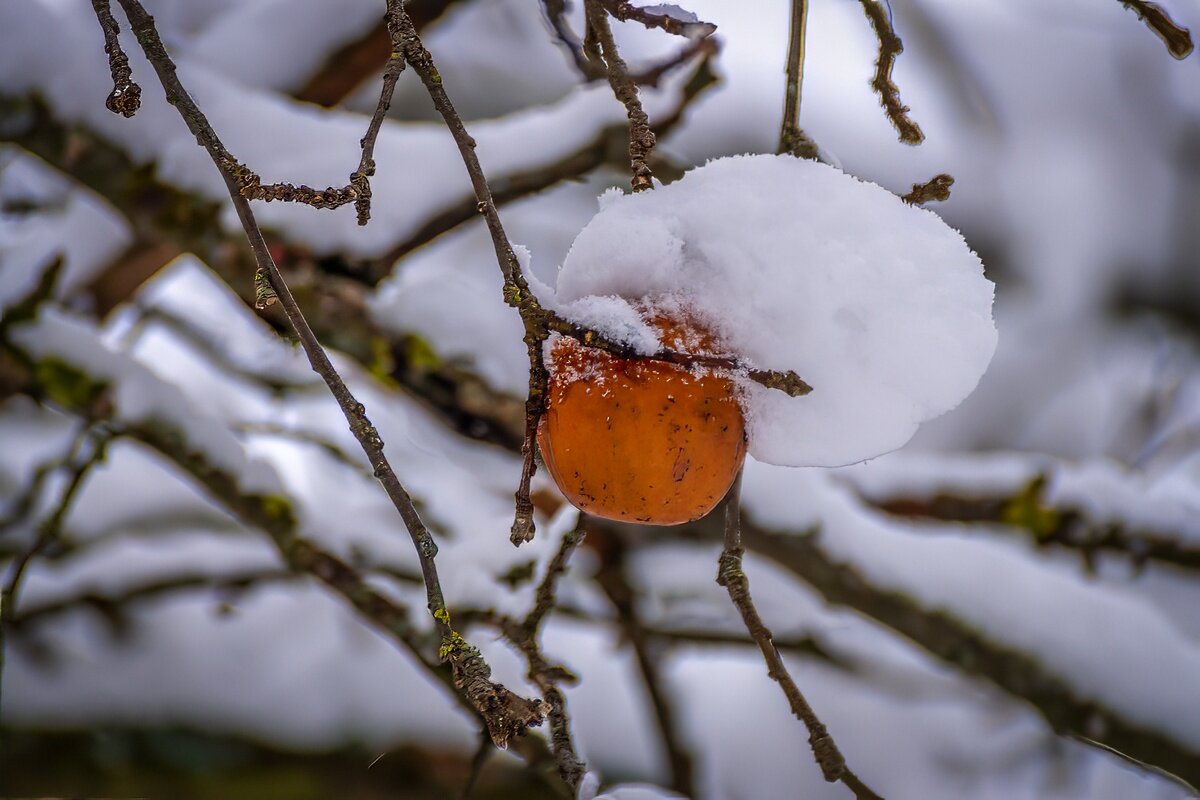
548,154 -> 998,467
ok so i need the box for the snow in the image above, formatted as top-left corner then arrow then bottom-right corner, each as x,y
183,0 -> 383,94
0,151 -> 131,307
548,154 -> 998,467
581,775 -> 684,800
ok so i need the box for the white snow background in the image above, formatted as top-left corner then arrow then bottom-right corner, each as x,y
2,0 -> 1200,798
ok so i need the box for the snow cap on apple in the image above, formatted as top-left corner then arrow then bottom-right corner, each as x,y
541,154 -> 998,468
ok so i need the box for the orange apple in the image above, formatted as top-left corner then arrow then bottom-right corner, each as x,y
537,307 -> 747,524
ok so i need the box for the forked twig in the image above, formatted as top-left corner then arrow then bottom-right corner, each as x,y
717,471 -> 883,800
489,529 -> 589,790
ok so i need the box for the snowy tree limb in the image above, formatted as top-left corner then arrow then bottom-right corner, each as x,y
0,425 -> 110,717
85,0 -> 549,749
295,0 -> 468,106
1119,0 -> 1195,60
864,475 -> 1200,573
856,0 -> 924,144
717,472 -> 884,800
740,519 -> 1200,789
591,524 -> 697,797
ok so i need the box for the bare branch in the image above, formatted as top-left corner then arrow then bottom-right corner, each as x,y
1120,0 -> 1195,59
716,471 -> 883,800
585,0 -> 657,192
901,173 -> 954,205
493,529 -> 589,790
857,0 -> 924,144
779,0 -> 820,159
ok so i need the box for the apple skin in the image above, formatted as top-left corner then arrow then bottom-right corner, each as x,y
537,315 -> 747,525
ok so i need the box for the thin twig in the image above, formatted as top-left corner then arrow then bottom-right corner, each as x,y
492,529 -> 589,791
596,0 -> 716,40
900,173 -> 953,205
543,317 -> 814,398
98,0 -> 547,749
778,0 -> 820,159
89,0 -> 141,117
1120,0 -> 1195,59
540,0 -> 605,78
375,0 -> 554,547
857,0 -> 924,144
586,0 -> 657,192
716,471 -> 883,800
93,0 -> 408,224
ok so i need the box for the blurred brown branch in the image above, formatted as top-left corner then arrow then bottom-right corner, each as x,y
1120,0 -> 1195,59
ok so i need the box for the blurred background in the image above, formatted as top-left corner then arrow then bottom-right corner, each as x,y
2,0 -> 1199,798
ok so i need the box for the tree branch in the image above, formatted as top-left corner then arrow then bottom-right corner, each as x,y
717,472 -> 883,800
540,0 -> 606,79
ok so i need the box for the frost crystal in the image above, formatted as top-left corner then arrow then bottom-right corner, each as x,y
551,154 -> 998,466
